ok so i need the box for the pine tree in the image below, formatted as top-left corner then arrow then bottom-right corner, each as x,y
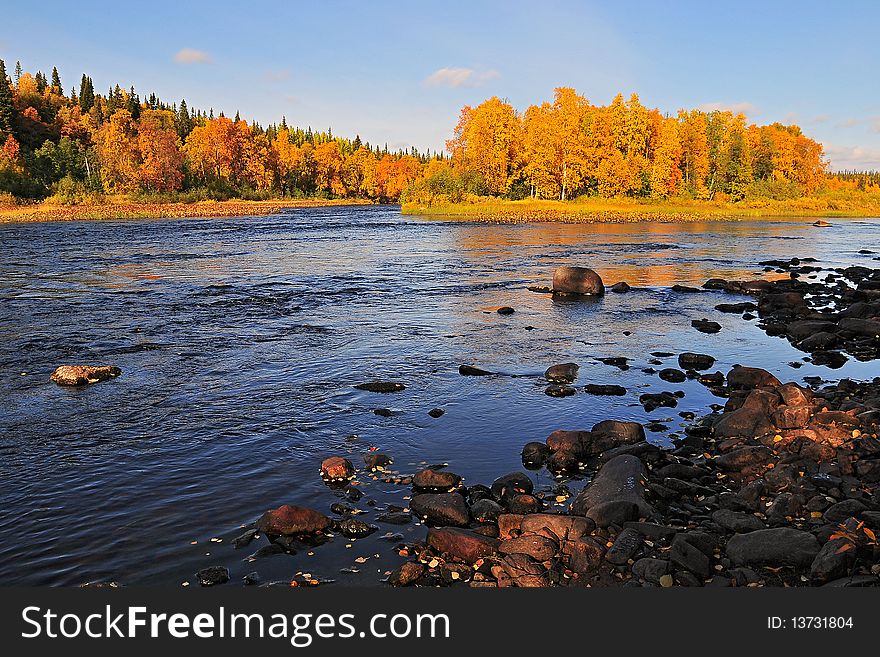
234,110 -> 240,122
128,87 -> 140,119
51,66 -> 62,94
176,99 -> 193,140
79,74 -> 94,112
14,61 -> 22,84
0,60 -> 16,140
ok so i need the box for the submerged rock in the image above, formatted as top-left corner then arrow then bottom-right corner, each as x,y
196,566 -> 229,587
552,266 -> 605,296
692,318 -> 722,333
545,384 -> 576,397
50,365 -> 121,386
609,281 -> 631,293
544,362 -> 579,383
678,352 -> 715,370
354,381 -> 405,393
584,383 -> 627,396
459,364 -> 494,376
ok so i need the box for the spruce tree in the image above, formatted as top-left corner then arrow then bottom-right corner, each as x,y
176,99 -> 192,139
51,66 -> 62,94
0,60 -> 16,139
14,61 -> 22,84
79,74 -> 94,112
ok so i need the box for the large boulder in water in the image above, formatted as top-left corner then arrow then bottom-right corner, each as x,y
255,504 -> 331,536
570,455 -> 653,525
552,266 -> 605,296
50,365 -> 121,386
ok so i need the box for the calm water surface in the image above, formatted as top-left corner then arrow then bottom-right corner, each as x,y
1,206 -> 878,585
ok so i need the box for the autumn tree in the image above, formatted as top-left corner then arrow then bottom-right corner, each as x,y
137,110 -> 183,192
650,117 -> 682,198
94,109 -> 139,192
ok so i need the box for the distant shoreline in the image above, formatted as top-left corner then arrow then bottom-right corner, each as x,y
0,198 -> 375,224
401,198 -> 880,223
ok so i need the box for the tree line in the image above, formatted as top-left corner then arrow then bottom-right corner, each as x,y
408,88 -> 832,204
0,59 -> 439,204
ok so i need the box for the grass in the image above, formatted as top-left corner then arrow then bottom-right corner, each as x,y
401,195 -> 880,223
0,197 -> 374,223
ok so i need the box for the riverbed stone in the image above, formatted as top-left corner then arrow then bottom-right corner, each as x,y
410,493 -> 470,526
427,527 -> 499,562
545,362 -> 580,383
50,365 -> 121,386
726,528 -> 820,567
678,353 -> 716,370
255,504 -> 331,536
570,454 -> 652,522
552,266 -> 605,296
320,456 -> 355,482
354,381 -> 405,393
413,468 -> 462,492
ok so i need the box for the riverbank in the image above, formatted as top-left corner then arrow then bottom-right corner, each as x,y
0,197 -> 374,223
401,196 -> 880,223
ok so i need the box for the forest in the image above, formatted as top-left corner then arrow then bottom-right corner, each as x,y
1,59 -> 879,214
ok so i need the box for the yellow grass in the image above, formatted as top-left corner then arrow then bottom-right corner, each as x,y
0,197 -> 374,223
401,195 -> 880,223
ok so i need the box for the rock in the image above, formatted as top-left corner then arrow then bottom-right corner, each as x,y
50,365 -> 121,386
609,281 -> 631,293
427,527 -> 499,562
545,384 -> 576,397
255,504 -> 331,536
552,266 -> 605,296
491,472 -> 534,500
470,499 -> 503,523
605,528 -> 643,565
598,356 -> 629,369
413,468 -> 462,492
520,514 -> 593,541
495,553 -> 550,587
547,449 -> 580,474
658,368 -> 687,383
624,522 -> 678,541
715,446 -> 773,471
544,362 -> 580,383
389,562 -> 425,586
585,501 -> 640,527
632,557 -> 673,583
570,455 -> 652,522
364,453 -> 393,470
715,302 -> 757,313
428,408 -> 445,418
509,494 -> 541,515
727,365 -> 781,390
813,220 -> 832,227
337,517 -> 376,539
588,420 -> 646,454
320,456 -> 355,482
521,442 -> 551,467
678,353 -> 715,370
639,392 -> 678,412
562,537 -> 606,574
410,493 -> 470,526
810,539 -> 855,583
497,306 -> 515,315
823,499 -> 867,524
726,528 -> 820,567
354,381 -> 405,393
584,384 -> 627,396
499,534 -> 558,561
670,535 -> 711,578
714,394 -> 775,438
196,566 -> 229,587
711,509 -> 766,533
374,408 -> 393,417
672,284 -> 702,293
232,529 -> 258,549
376,511 -> 413,525
692,319 -> 722,333
459,364 -> 493,376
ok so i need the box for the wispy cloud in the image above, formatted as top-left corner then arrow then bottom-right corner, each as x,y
811,114 -> 830,124
423,67 -> 500,89
824,143 -> 880,170
264,69 -> 290,82
696,101 -> 757,116
836,117 -> 860,129
174,48 -> 212,64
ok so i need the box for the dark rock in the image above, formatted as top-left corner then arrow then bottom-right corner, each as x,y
497,306 -> 515,315
410,493 -> 470,526
658,368 -> 687,383
338,517 -> 376,539
459,364 -> 494,376
520,514 -> 594,541
376,511 -> 413,525
545,384 -> 576,397
588,420 -> 646,454
692,319 -> 722,334
715,446 -> 773,471
609,281 -> 631,293
232,529 -> 257,549
598,356 -> 629,369
727,366 -> 781,390
354,381 -> 405,393
470,498 -> 503,523
584,384 -> 627,396
491,472 -> 534,500
670,535 -> 711,578
726,528 -> 820,567
823,499 -> 867,524
521,442 -> 551,468
552,266 -> 605,296
428,407 -> 445,418
373,408 -> 393,417
672,284 -> 702,293
678,353 -> 716,370
364,453 -> 393,470
413,468 -> 461,492
605,528 -> 643,565
499,534 -> 558,561
715,302 -> 757,313
711,509 -> 766,533
544,362 -> 580,383
50,365 -> 121,386
389,562 -> 425,586
562,537 -> 606,574
570,455 -> 652,521
255,505 -> 331,536
196,566 -> 229,587
810,539 -> 855,583
508,494 -> 541,515
632,557 -> 673,583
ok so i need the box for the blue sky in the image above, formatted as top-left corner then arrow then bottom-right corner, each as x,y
2,0 -> 879,169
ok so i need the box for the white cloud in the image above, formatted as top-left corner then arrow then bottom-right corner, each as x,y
264,69 -> 290,82
836,118 -> 860,128
423,67 -> 500,89
696,101 -> 757,116
823,143 -> 880,171
174,48 -> 212,64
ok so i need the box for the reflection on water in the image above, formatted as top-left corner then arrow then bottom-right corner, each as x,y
0,207 -> 878,585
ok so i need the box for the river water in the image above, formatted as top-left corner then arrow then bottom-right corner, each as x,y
1,206 -> 878,585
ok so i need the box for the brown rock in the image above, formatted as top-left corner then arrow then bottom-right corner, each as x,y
427,527 -> 499,563
255,504 -> 331,536
499,534 -> 558,561
410,493 -> 470,526
552,266 -> 605,296
320,456 -> 355,481
50,365 -> 121,386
